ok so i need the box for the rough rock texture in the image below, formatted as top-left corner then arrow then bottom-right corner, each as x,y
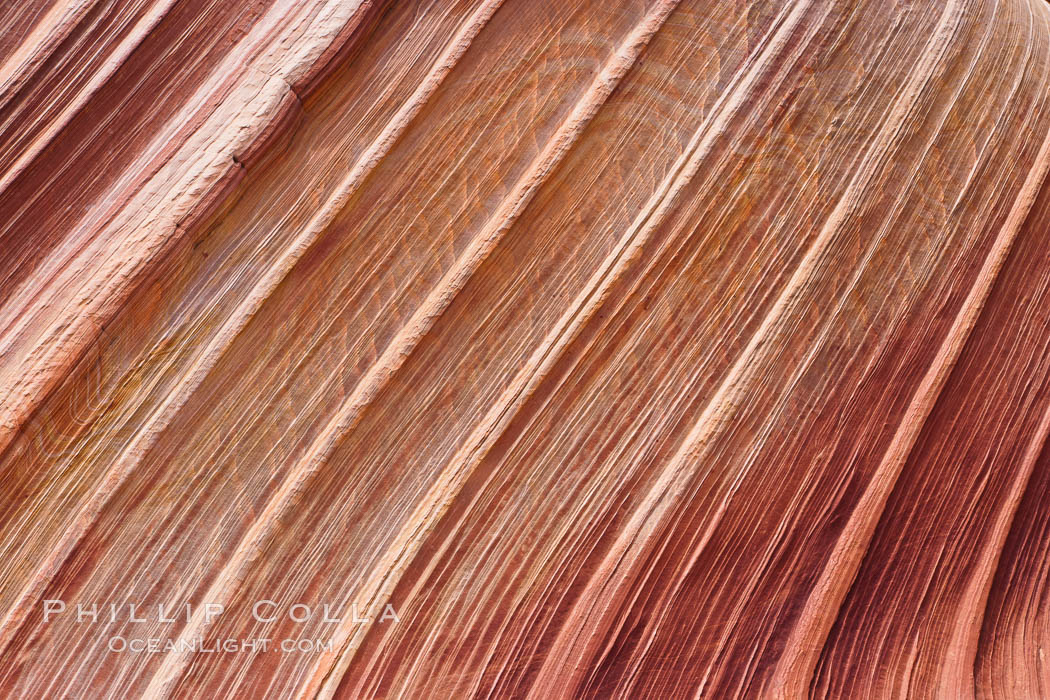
2,0 -> 1050,697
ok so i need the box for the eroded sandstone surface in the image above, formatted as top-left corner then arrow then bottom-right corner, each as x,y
1,0 -> 1050,697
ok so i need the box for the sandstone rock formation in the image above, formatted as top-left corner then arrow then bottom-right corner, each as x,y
2,0 -> 1050,697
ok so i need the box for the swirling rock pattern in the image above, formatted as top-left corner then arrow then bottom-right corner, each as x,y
1,0 -> 1050,697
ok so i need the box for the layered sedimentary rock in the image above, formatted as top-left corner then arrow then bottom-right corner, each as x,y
2,0 -> 1050,697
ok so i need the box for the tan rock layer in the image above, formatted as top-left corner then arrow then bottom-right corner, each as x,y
2,0 -> 1050,697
